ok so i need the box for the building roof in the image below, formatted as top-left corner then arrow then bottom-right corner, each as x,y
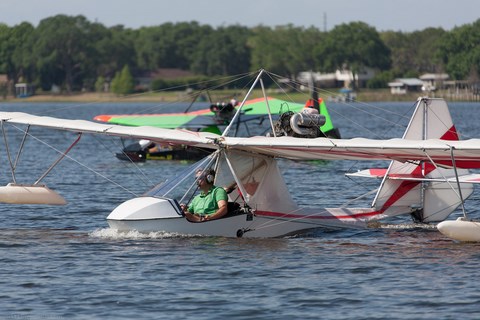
297,68 -> 375,83
388,82 -> 405,87
420,73 -> 449,81
389,78 -> 424,87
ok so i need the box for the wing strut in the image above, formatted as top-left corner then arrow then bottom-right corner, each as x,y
223,69 -> 265,137
35,133 -> 82,184
423,147 -> 469,220
450,146 -> 468,220
0,124 -> 81,205
259,78 -> 276,137
2,121 -> 83,185
1,121 -> 30,184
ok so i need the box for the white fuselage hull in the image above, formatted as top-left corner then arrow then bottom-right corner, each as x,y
106,197 -> 369,238
107,214 -> 325,238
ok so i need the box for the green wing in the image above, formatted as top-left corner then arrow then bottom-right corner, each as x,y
93,108 -> 214,129
94,97 -> 338,136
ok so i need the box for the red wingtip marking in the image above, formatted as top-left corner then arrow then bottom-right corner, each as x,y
93,115 -> 113,122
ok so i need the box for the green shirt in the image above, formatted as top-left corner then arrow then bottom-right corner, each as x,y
188,186 -> 228,215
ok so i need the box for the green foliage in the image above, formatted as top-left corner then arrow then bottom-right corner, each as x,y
32,15 -> 99,92
437,20 -> 480,80
315,22 -> 391,73
249,25 -> 322,77
93,25 -> 136,81
0,24 -> 12,74
1,15 -> 480,93
0,22 -> 35,82
367,71 -> 395,88
403,70 -> 420,78
382,28 -> 446,75
110,71 -> 120,94
0,82 -> 7,99
120,65 -> 135,94
134,22 -> 214,71
95,76 -> 105,92
151,75 -> 212,91
190,25 -> 251,76
111,65 -> 134,95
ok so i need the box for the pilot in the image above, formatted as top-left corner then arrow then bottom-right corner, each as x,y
181,169 -> 228,222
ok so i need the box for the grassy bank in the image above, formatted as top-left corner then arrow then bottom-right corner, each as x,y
0,88 -> 468,104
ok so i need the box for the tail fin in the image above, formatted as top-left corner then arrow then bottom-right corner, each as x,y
373,98 -> 472,222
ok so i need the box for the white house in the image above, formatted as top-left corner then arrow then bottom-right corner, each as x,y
419,73 -> 449,91
297,68 -> 375,89
388,78 -> 424,95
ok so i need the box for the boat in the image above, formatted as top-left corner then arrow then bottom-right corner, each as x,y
1,70 -> 480,239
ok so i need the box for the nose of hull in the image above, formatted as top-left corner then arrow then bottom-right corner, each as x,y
107,197 -> 183,221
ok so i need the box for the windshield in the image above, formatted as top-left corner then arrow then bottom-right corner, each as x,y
144,153 -> 217,204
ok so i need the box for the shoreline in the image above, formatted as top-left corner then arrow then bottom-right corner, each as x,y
1,89 -> 478,103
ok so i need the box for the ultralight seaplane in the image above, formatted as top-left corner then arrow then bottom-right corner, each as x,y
93,94 -> 340,162
1,70 -> 480,240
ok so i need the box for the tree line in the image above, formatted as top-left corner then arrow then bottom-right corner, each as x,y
0,14 -> 479,94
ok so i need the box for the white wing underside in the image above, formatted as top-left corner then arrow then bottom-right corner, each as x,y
223,136 -> 480,165
2,111 -> 480,167
0,112 -> 217,149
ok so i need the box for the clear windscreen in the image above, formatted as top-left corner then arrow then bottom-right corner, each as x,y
143,154 -> 217,204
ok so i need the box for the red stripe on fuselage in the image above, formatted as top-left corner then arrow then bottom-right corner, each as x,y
255,210 -> 383,220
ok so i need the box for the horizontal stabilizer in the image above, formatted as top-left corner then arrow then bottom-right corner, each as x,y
345,168 -> 425,179
347,170 -> 480,184
0,183 -> 67,205
386,173 -> 480,184
346,168 -> 387,178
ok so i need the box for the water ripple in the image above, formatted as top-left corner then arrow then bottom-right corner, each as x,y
1,102 -> 480,319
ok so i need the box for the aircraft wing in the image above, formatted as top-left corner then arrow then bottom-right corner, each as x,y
222,135 -> 480,169
92,97 -> 298,129
93,97 -> 336,134
94,109 -> 215,129
4,111 -> 479,168
92,98 -> 290,129
0,112 -> 220,149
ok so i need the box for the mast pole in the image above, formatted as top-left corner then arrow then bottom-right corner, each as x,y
260,78 -> 276,137
222,69 -> 265,137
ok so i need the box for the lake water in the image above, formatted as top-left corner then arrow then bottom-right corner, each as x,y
1,100 -> 480,319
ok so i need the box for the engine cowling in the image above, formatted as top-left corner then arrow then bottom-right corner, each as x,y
272,111 -> 326,138
290,112 -> 326,136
